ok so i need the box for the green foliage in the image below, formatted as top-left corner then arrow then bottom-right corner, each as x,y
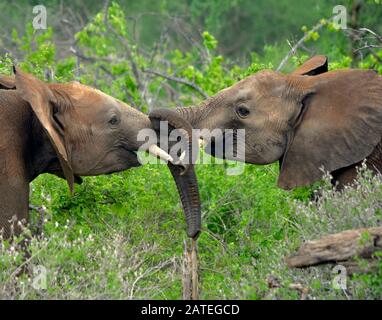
0,54 -> 14,74
12,24 -> 55,77
1,1 -> 382,299
2,164 -> 381,299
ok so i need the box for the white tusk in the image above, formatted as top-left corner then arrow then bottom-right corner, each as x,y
148,144 -> 174,162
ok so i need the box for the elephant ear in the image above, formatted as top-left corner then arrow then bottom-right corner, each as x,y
0,74 -> 16,89
291,55 -> 328,76
278,69 -> 382,189
13,66 -> 74,192
278,55 -> 329,170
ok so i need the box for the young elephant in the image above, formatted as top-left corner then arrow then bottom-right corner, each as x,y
0,68 -> 201,239
155,56 -> 382,190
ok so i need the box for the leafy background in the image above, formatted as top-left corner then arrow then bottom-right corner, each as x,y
0,0 -> 381,299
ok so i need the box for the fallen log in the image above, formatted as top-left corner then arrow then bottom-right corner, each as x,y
286,226 -> 382,272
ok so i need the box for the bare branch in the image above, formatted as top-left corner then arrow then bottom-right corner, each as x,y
277,19 -> 331,72
142,68 -> 209,99
345,27 -> 382,63
103,15 -> 143,92
358,27 -> 382,43
354,44 -> 382,52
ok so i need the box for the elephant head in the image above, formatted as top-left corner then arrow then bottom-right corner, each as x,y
10,67 -> 169,185
0,68 -> 201,238
167,56 -> 382,189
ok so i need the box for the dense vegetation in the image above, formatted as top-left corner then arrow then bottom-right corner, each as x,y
0,0 -> 381,299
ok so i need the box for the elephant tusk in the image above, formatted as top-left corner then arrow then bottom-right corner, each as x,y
148,144 -> 174,163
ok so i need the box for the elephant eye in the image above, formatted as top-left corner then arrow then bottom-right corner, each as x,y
236,105 -> 250,118
109,115 -> 119,126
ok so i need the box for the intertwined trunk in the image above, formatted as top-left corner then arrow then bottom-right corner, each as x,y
148,91 -> 227,238
175,90 -> 227,129
149,109 -> 201,239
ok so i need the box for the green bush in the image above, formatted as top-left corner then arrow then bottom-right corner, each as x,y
1,163 -> 381,299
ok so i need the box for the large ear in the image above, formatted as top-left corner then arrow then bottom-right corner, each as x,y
278,69 -> 382,189
0,74 -> 16,89
13,66 -> 74,191
291,55 -> 328,76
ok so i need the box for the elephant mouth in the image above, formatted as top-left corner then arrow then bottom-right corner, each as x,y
83,148 -> 140,176
121,147 -> 141,167
204,134 -> 231,159
203,131 -> 246,162
205,136 -> 225,159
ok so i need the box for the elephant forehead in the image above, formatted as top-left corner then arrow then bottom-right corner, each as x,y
234,71 -> 284,98
232,86 -> 253,101
76,87 -> 119,113
74,83 -> 111,101
50,82 -> 112,106
73,84 -> 138,112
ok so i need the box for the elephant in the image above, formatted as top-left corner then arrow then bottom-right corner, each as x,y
0,67 -> 201,240
153,55 -> 382,190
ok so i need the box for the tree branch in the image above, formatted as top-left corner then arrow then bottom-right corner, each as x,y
142,68 -> 209,98
277,19 -> 331,72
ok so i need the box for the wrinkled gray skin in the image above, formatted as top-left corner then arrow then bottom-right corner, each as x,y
170,56 -> 382,190
0,68 -> 201,239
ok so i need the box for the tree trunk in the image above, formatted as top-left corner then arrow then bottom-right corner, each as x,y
182,239 -> 199,300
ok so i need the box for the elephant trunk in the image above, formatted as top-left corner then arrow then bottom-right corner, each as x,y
167,163 -> 201,239
175,104 -> 206,128
148,109 -> 201,239
175,90 -> 227,129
